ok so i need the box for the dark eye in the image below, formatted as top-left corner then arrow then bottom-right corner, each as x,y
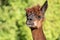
38,16 -> 41,18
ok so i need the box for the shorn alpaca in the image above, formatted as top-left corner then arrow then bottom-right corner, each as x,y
25,0 -> 48,40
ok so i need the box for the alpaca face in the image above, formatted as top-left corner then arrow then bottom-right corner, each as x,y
26,11 -> 44,29
26,1 -> 48,29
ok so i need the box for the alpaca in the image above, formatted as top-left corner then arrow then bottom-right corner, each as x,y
25,0 -> 48,40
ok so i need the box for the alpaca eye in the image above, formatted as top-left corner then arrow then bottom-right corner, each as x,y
38,16 -> 41,18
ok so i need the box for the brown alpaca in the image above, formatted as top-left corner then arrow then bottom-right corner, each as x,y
25,0 -> 48,40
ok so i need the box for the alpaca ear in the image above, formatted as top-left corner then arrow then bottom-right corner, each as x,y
41,0 -> 48,14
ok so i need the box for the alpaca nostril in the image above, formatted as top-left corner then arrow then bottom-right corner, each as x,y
28,18 -> 32,21
29,18 -> 32,20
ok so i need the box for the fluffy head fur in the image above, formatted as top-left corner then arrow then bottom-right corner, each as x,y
26,5 -> 41,15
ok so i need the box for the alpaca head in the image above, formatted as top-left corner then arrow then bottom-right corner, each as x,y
26,1 -> 48,29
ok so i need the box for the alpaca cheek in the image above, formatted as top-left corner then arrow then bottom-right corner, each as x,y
34,21 -> 37,27
37,21 -> 43,28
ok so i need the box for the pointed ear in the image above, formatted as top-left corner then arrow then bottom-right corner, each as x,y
40,0 -> 48,14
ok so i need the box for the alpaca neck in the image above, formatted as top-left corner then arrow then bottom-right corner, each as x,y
31,27 -> 46,40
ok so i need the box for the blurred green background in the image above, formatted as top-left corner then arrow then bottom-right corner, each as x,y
0,0 -> 60,40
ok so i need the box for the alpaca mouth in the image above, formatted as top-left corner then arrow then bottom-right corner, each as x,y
26,21 -> 34,27
27,23 -> 34,27
27,24 -> 32,27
